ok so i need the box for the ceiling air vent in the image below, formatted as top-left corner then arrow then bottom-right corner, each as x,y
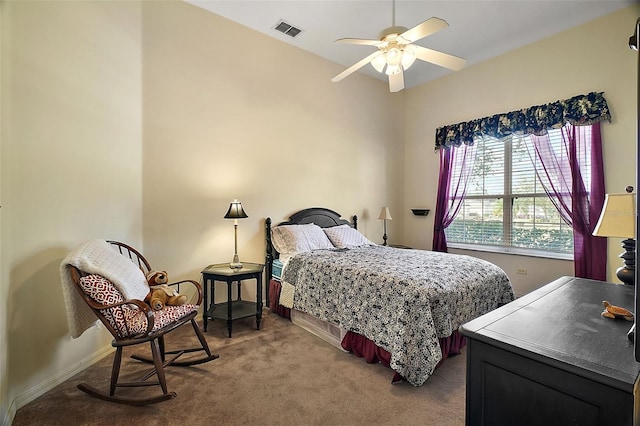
273,20 -> 303,38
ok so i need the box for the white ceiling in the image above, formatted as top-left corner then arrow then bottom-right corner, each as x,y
186,0 -> 636,90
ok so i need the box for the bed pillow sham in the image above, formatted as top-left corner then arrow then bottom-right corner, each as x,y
271,223 -> 335,256
323,224 -> 376,248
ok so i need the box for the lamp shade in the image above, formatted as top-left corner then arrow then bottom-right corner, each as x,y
593,193 -> 635,238
224,199 -> 248,219
378,207 -> 392,221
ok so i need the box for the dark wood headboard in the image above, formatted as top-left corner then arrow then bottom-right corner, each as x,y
264,207 -> 357,303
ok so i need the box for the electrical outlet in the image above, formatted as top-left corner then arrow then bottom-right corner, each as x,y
516,268 -> 528,275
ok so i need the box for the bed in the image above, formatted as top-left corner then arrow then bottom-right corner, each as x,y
265,207 -> 515,386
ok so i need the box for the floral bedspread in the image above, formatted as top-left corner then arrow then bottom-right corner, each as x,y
281,246 -> 514,386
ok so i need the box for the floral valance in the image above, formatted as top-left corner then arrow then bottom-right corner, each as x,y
435,92 -> 611,150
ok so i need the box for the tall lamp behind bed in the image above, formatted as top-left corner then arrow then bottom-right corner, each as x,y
378,207 -> 392,246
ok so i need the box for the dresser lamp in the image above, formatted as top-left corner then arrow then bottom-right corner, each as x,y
224,199 -> 248,270
378,207 -> 392,246
593,187 -> 636,285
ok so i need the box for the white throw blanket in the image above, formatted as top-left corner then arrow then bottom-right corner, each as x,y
279,281 -> 295,309
275,258 -> 295,309
60,239 -> 150,338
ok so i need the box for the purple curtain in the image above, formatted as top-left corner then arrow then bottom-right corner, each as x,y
432,143 -> 476,252
528,123 -> 606,280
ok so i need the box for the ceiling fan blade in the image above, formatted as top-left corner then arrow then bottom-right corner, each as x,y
399,17 -> 448,44
413,45 -> 466,71
389,70 -> 404,92
331,51 -> 382,83
336,37 -> 382,46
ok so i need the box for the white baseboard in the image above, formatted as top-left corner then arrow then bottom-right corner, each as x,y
12,344 -> 114,413
3,400 -> 16,426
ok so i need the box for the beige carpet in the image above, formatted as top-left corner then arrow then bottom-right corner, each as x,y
13,311 -> 466,426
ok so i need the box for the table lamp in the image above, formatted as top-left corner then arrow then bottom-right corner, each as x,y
593,186 -> 636,285
378,207 -> 392,246
224,199 -> 248,270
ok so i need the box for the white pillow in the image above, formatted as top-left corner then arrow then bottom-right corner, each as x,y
323,224 -> 375,248
271,223 -> 335,255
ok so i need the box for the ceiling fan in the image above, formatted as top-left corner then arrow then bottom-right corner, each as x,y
331,0 -> 466,92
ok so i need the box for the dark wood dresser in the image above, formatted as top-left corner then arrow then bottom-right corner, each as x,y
460,276 -> 640,426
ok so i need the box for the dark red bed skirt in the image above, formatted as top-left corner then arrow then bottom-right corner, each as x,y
269,279 -> 291,318
269,279 -> 466,383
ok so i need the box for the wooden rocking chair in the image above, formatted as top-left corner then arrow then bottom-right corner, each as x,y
66,241 -> 218,405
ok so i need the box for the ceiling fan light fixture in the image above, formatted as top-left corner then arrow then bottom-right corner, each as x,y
371,54 -> 386,73
401,46 -> 416,70
386,47 -> 402,65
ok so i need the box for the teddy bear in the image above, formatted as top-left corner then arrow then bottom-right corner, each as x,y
146,270 -> 169,286
144,270 -> 187,310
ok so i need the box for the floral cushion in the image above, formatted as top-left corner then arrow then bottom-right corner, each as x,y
80,274 -> 126,305
79,274 -> 197,338
125,303 -> 198,336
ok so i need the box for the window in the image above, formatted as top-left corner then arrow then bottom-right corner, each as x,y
445,127 -> 590,258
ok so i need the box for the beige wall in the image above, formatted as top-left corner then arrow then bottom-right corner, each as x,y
1,1 -> 639,422
2,0 -> 144,420
0,0 -> 403,420
141,1 -> 404,303
404,5 -> 640,296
